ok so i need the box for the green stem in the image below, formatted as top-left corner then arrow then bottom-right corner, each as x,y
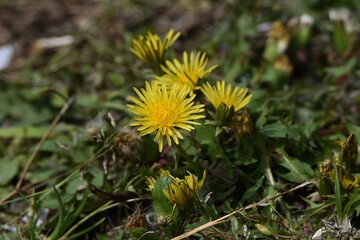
265,155 -> 276,189
175,144 -> 192,163
333,154 -> 343,221
265,152 -> 290,219
264,157 -> 276,201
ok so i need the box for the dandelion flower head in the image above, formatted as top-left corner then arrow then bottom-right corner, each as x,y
130,29 -> 181,64
268,21 -> 290,54
146,169 -> 171,191
156,51 -> 217,91
273,55 -> 293,75
127,81 -> 205,152
201,80 -> 252,112
163,171 -> 206,209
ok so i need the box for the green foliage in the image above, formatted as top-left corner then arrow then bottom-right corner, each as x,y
325,57 -> 357,80
48,188 -> 90,240
241,176 -> 265,202
258,121 -> 288,138
0,155 -> 22,185
151,176 -> 178,222
274,148 -> 314,183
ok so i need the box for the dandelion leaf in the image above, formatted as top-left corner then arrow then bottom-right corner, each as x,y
152,176 -> 178,222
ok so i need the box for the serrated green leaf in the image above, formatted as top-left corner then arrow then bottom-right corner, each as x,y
285,125 -> 303,141
241,176 -> 264,202
258,121 -> 287,138
275,148 -> 314,183
326,57 -> 356,78
194,125 -> 221,161
194,125 -> 216,145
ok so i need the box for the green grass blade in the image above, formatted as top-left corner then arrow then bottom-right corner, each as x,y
48,187 -> 65,240
62,189 -> 90,231
60,201 -> 118,239
332,154 -> 343,220
67,217 -> 106,240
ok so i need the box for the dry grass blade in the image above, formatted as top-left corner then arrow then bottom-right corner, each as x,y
171,180 -> 313,240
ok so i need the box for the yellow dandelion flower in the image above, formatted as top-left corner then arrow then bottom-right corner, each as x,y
156,51 -> 217,90
273,55 -> 293,75
164,180 -> 191,208
127,81 -> 205,152
184,170 -> 206,193
231,109 -> 254,137
159,169 -> 171,177
264,21 -> 290,61
268,21 -> 290,53
319,159 -> 334,180
319,158 -> 360,191
145,176 -> 157,191
163,171 -> 206,210
146,169 -> 171,191
201,80 -> 252,112
130,29 -> 181,64
341,172 -> 360,190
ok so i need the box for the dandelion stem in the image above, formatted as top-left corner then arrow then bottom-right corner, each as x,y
265,155 -> 276,187
175,144 -> 192,163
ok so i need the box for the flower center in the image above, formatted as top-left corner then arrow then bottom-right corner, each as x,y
151,102 -> 177,127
